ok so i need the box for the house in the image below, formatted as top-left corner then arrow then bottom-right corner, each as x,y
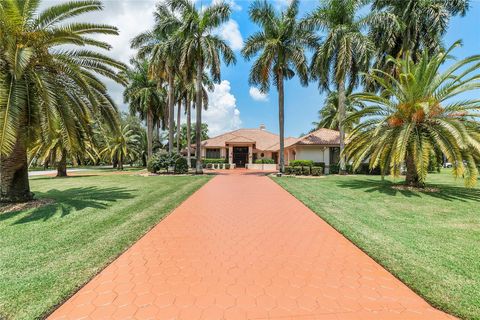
196,125 -> 340,172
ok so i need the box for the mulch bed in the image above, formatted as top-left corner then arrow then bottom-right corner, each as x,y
0,198 -> 55,214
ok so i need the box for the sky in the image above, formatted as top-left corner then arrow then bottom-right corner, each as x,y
42,0 -> 480,138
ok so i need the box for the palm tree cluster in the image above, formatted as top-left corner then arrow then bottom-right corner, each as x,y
253,0 -> 475,186
126,0 -> 235,173
0,0 -> 126,202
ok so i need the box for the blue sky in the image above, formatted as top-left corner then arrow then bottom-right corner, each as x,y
45,0 -> 480,138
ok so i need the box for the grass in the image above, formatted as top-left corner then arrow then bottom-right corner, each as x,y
272,171 -> 480,320
0,173 -> 211,320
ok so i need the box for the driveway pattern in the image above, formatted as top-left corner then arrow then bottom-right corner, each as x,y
49,171 -> 454,319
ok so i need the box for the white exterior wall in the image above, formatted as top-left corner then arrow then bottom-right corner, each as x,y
254,150 -> 273,160
295,146 -> 328,163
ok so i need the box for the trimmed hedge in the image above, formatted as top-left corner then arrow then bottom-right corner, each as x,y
285,166 -> 293,174
293,167 -> 303,175
311,166 -> 323,176
203,158 -> 227,164
255,158 -> 275,164
290,159 -> 314,167
302,166 -> 311,175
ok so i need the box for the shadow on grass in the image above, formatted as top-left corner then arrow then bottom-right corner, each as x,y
336,178 -> 480,202
0,186 -> 135,224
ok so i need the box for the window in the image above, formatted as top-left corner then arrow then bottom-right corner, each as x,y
206,148 -> 221,159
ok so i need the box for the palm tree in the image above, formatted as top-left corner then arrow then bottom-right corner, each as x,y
313,89 -> 365,131
242,0 -> 317,172
0,0 -> 125,202
102,124 -> 139,170
345,42 -> 480,187
304,0 -> 372,174
123,59 -> 166,161
170,0 -> 236,173
369,0 -> 469,67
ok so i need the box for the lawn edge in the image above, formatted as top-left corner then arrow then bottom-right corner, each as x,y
41,175 -> 213,320
269,176 -> 461,320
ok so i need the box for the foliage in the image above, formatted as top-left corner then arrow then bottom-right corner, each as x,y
174,157 -> 189,174
302,166 -> 311,175
345,43 -> 480,187
284,166 -> 293,175
255,158 -> 275,164
178,123 -> 209,150
311,166 -> 323,176
312,89 -> 365,131
293,166 -> 303,175
290,160 -> 314,167
203,158 -> 227,164
101,124 -> 139,170
329,164 -> 353,174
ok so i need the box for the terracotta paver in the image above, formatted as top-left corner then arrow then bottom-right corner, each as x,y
49,170 -> 454,319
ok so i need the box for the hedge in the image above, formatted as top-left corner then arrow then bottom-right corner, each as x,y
311,166 -> 323,176
203,158 -> 227,164
302,166 -> 311,175
174,157 -> 188,174
293,167 -> 303,175
290,159 -> 314,167
255,158 -> 275,164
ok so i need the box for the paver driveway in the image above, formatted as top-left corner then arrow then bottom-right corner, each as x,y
49,171 -> 454,320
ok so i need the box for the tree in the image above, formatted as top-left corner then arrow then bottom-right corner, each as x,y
102,124 -> 139,170
178,123 -> 209,150
369,0 -> 469,67
0,0 -> 125,202
242,0 -> 317,172
345,42 -> 480,187
304,0 -> 373,174
123,59 -> 167,161
170,0 -> 236,174
312,89 -> 364,131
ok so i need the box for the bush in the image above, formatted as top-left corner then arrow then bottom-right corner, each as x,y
225,163 -> 231,169
203,158 -> 227,164
190,158 -> 196,169
354,163 -> 382,175
174,157 -> 188,174
284,166 -> 293,174
302,166 -> 311,175
329,164 -> 353,174
207,163 -> 213,169
290,159 -> 314,167
147,155 -> 161,173
255,158 -> 275,164
311,166 -> 323,176
313,162 -> 325,169
293,166 -> 303,175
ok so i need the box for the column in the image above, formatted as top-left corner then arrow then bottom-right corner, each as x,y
248,145 -> 253,164
228,146 -> 233,164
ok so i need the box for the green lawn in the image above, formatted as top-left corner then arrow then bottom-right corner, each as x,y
0,173 -> 211,320
273,171 -> 480,320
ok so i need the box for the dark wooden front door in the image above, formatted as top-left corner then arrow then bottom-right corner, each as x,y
233,147 -> 248,168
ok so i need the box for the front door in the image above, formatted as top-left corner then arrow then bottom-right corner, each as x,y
233,147 -> 249,168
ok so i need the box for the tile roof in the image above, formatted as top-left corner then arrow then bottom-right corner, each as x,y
199,127 -> 340,151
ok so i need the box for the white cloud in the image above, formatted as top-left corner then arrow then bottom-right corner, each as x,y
192,80 -> 242,136
216,20 -> 244,51
272,0 -> 294,8
249,87 -> 269,102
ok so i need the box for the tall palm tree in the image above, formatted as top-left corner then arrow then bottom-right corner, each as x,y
242,0 -> 317,172
312,89 -> 364,131
345,42 -> 480,187
123,59 -> 166,161
304,0 -> 373,174
0,0 -> 125,202
170,0 -> 236,173
369,0 -> 469,67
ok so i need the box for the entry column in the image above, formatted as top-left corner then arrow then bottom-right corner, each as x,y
248,145 -> 253,164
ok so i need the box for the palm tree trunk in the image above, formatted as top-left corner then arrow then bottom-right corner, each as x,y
176,100 -> 181,153
338,78 -> 347,175
118,154 -> 124,170
57,151 -> 68,177
146,107 -> 153,161
195,58 -> 203,174
278,72 -> 285,173
0,136 -> 33,203
168,69 -> 175,155
186,95 -> 192,168
405,152 -> 422,187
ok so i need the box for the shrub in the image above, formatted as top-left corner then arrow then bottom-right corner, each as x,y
147,155 -> 161,173
311,166 -> 323,176
203,158 -> 227,164
207,163 -> 213,169
174,157 -> 188,174
284,166 -> 293,174
293,166 -> 303,175
190,158 -> 196,169
329,164 -> 353,174
290,159 -> 314,167
225,163 -> 231,169
302,166 -> 311,175
255,158 -> 275,164
313,162 -> 325,169
355,163 -> 382,175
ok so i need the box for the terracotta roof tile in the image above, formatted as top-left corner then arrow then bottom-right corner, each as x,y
295,128 -> 340,145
